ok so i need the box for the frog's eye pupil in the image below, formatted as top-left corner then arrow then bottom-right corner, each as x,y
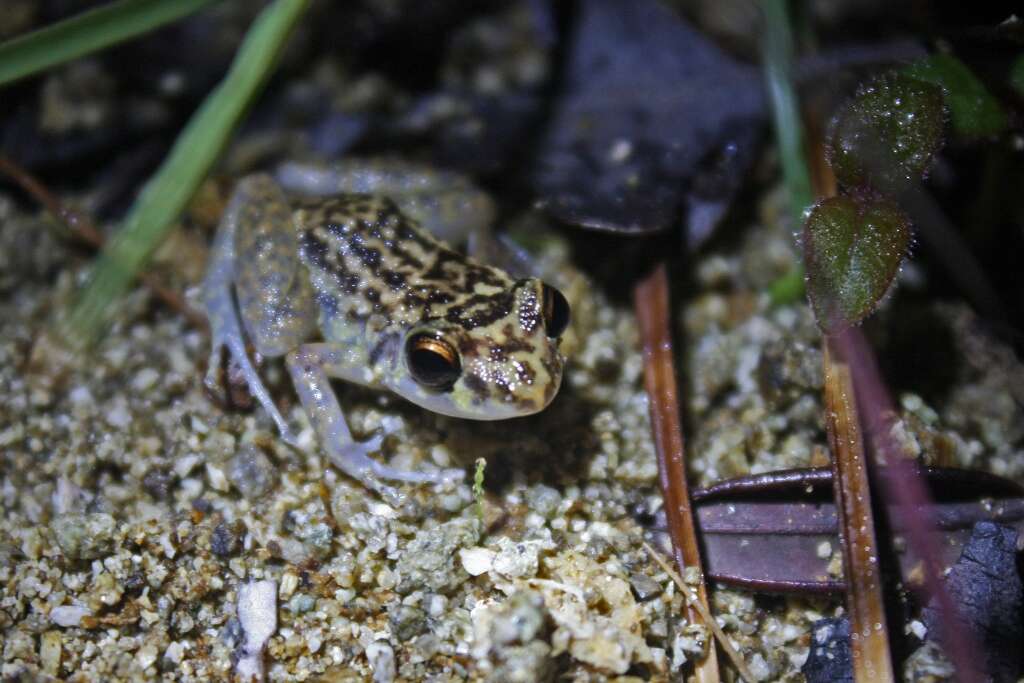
541,284 -> 570,339
406,334 -> 461,391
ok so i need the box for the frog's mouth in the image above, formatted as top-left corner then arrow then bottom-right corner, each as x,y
390,358 -> 562,421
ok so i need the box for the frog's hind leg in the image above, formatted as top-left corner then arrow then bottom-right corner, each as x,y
286,344 -> 463,496
202,174 -> 315,444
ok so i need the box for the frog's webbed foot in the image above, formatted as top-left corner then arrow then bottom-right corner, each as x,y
286,344 -> 464,494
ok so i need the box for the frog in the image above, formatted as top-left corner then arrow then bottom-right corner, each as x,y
202,159 -> 571,497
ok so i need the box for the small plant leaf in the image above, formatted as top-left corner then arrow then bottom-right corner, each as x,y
803,194 -> 911,332
903,54 -> 1008,139
828,72 -> 946,190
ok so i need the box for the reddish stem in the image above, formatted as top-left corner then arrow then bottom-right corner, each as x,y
634,262 -> 721,682
833,326 -> 985,683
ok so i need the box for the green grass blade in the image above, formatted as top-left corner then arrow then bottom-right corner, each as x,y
61,0 -> 311,346
0,0 -> 220,87
761,0 -> 812,304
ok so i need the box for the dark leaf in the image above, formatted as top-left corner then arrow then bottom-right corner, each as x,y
828,72 -> 946,190
533,0 -> 763,234
922,522 -> 1023,682
803,194 -> 911,332
802,618 -> 853,683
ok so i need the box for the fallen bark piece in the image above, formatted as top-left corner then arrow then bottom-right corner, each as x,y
802,618 -> 853,683
923,522 -> 1023,682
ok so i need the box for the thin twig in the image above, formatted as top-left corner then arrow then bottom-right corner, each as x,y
634,262 -> 720,683
833,328 -> 985,683
822,341 -> 895,682
0,155 -> 207,331
643,541 -> 756,683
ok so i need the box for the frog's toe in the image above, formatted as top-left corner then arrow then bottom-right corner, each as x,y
205,333 -> 298,444
277,427 -> 301,448
329,437 -> 463,487
367,460 -> 465,486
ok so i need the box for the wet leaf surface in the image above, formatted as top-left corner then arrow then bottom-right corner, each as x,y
803,194 -> 911,332
827,72 -> 946,190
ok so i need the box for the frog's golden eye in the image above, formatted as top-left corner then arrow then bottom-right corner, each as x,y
541,283 -> 570,339
406,333 -> 461,391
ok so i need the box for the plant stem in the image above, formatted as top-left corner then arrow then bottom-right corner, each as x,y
634,262 -> 720,683
0,0 -> 219,87
832,327 -> 985,683
822,340 -> 895,682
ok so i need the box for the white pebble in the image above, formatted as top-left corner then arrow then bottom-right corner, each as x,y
131,368 -> 160,392
236,580 -> 278,682
459,547 -> 495,576
205,463 -> 230,492
50,604 -> 91,627
136,644 -> 158,670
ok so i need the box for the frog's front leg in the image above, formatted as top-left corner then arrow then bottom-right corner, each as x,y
285,344 -> 464,493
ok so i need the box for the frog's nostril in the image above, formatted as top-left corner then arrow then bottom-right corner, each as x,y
541,284 -> 571,339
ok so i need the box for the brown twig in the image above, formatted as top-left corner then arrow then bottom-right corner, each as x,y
634,262 -> 720,683
643,541 -> 755,683
833,327 -> 985,683
0,155 -> 208,331
822,340 -> 895,681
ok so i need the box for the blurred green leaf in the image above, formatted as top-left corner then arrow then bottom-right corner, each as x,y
1009,54 -> 1024,98
760,0 -> 811,305
903,53 -> 1008,139
62,0 -> 310,347
828,73 -> 946,190
0,0 -> 219,88
803,194 -> 911,333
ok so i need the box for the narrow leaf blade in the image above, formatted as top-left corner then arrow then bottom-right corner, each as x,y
0,0 -> 219,88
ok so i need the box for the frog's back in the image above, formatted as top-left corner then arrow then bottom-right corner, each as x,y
293,194 -> 517,333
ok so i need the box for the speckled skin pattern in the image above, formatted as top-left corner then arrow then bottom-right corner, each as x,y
202,161 -> 567,494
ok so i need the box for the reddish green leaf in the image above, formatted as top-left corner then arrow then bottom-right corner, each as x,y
828,73 -> 945,190
803,194 -> 911,332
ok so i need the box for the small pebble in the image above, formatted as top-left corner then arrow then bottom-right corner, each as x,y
211,522 -> 242,557
459,547 -> 495,576
50,513 -> 116,560
50,605 -> 92,628
629,573 -> 664,601
227,445 -> 277,499
40,631 -> 62,675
